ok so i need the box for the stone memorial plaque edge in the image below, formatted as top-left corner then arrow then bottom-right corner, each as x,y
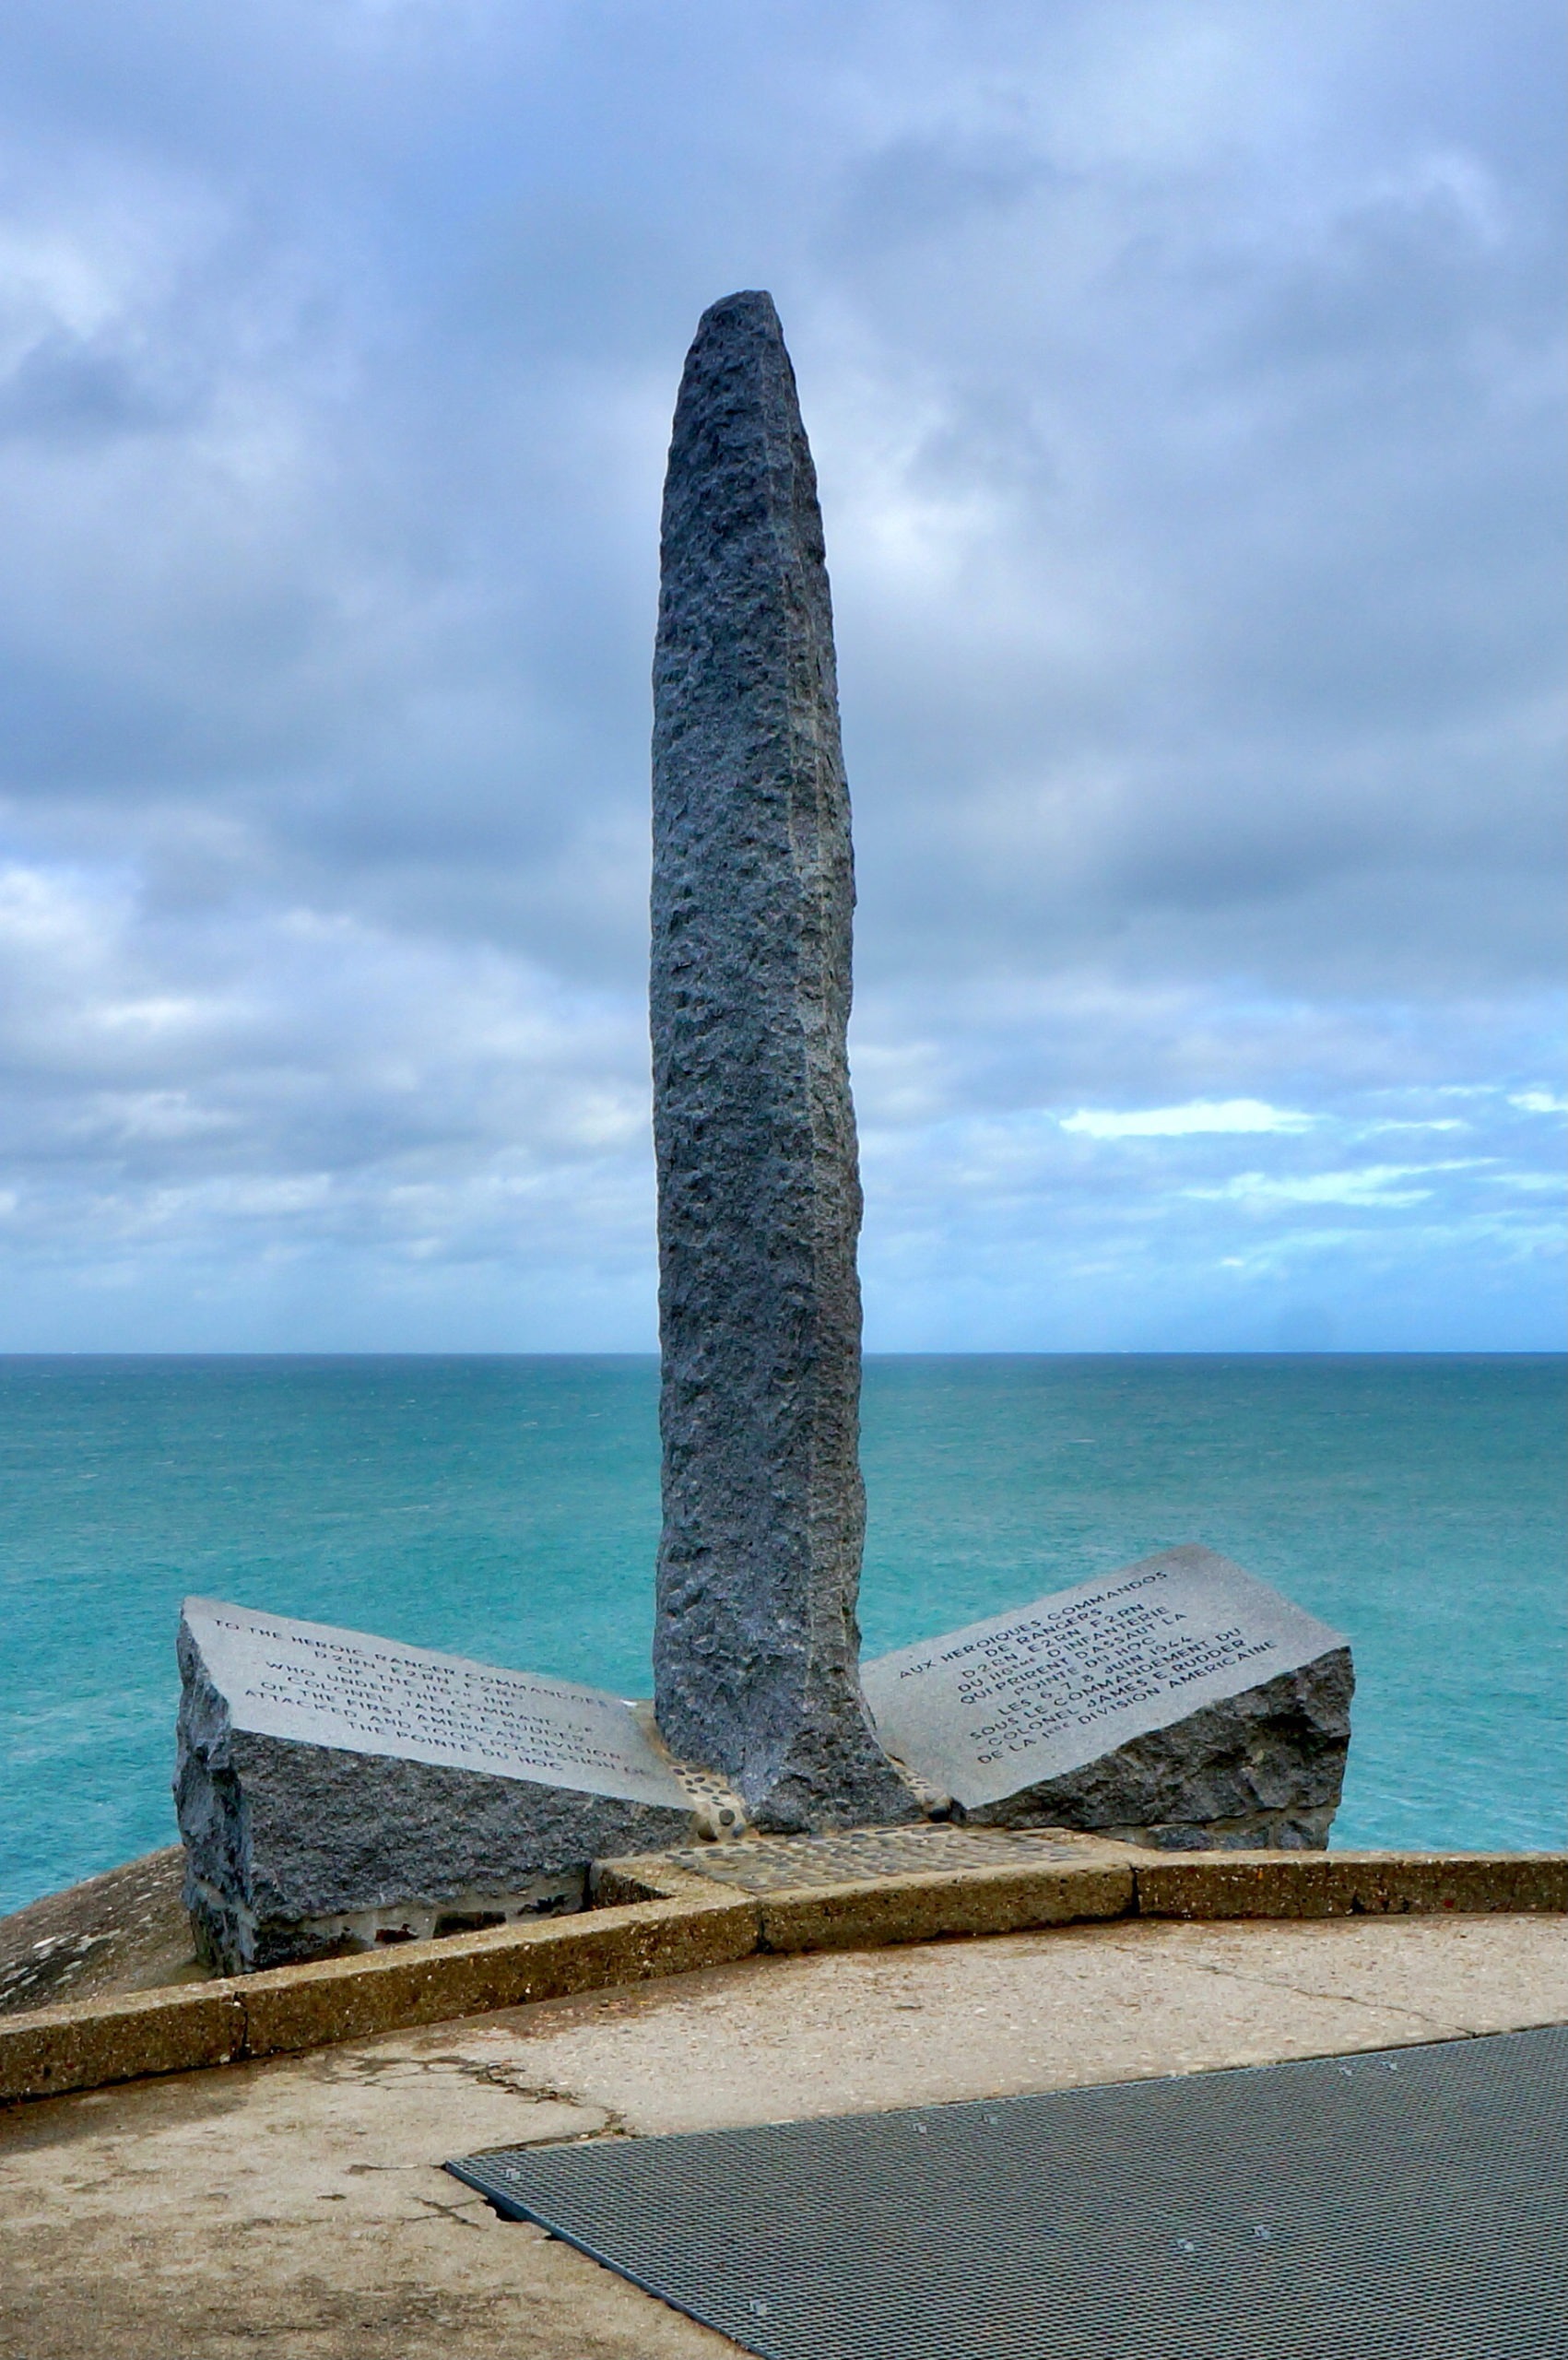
860,1545 -> 1348,1812
181,1597 -> 690,1812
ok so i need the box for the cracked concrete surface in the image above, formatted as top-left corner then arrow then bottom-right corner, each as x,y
444,1910 -> 1568,2134
2,1912 -> 1564,2357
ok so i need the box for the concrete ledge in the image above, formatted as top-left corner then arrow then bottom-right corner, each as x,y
0,1981 -> 247,2103
0,1894 -> 757,2106
239,1892 -> 759,2059
3,1847 -> 1563,2106
757,1857 -> 1135,1953
1135,1848 -> 1568,1920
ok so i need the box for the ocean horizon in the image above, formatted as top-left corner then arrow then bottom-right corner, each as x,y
3,1350 -> 1563,1918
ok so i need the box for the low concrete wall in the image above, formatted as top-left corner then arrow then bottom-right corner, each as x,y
1135,1848 -> 1568,1920
3,1845 -> 1563,2106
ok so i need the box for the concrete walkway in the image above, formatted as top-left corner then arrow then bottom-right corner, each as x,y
3,1909 -> 1563,2359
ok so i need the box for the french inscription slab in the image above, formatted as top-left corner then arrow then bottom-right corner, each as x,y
183,1598 -> 689,1807
861,1544 -> 1350,1829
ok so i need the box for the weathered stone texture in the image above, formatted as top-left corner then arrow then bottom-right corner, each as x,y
0,1848 -> 193,2016
860,1546 -> 1354,1849
175,1622 -> 693,1973
649,289 -> 914,1833
962,1650 -> 1355,1849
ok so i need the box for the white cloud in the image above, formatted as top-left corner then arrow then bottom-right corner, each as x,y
1061,1099 -> 1315,1139
1189,1165 -> 1439,1209
1186,1160 -> 1499,1209
0,0 -> 1559,1348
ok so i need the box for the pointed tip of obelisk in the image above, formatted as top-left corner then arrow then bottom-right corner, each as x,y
666,290 -> 803,503
691,287 -> 784,348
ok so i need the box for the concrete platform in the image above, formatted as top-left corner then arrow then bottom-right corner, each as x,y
3,1908 -> 1564,2360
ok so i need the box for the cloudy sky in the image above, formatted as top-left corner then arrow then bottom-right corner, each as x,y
0,0 -> 1562,1352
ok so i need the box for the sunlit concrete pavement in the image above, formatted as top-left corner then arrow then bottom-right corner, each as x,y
3,1911 -> 1564,2359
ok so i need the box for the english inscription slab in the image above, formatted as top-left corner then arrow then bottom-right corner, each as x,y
183,1599 -> 690,1807
174,1600 -> 696,1972
861,1544 -> 1353,1848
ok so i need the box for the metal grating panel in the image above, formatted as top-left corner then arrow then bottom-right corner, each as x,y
449,2024 -> 1568,2360
666,1823 -> 1093,1894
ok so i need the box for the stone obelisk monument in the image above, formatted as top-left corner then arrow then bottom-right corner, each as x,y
650,290 -> 917,1834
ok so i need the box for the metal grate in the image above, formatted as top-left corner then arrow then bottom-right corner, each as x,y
449,2024 -> 1568,2359
665,1823 -> 1091,1894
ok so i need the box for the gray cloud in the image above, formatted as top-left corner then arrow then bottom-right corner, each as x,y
0,0 -> 1561,1347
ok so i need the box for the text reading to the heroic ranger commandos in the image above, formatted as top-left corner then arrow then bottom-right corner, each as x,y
182,1599 -> 690,1806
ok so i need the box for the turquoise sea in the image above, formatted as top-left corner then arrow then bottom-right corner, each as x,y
2,1354 -> 1563,1918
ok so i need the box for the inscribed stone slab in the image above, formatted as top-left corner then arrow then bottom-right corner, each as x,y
182,1599 -> 688,1807
861,1544 -> 1350,1838
174,1601 -> 697,1973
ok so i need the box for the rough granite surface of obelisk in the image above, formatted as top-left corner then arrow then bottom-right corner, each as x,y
650,290 -> 917,1834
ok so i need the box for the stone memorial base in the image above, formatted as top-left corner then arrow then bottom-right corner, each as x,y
863,1545 -> 1353,1852
173,1539 -> 1354,1970
958,1654 -> 1352,1850
175,1602 -> 721,1974
177,1736 -> 695,1974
